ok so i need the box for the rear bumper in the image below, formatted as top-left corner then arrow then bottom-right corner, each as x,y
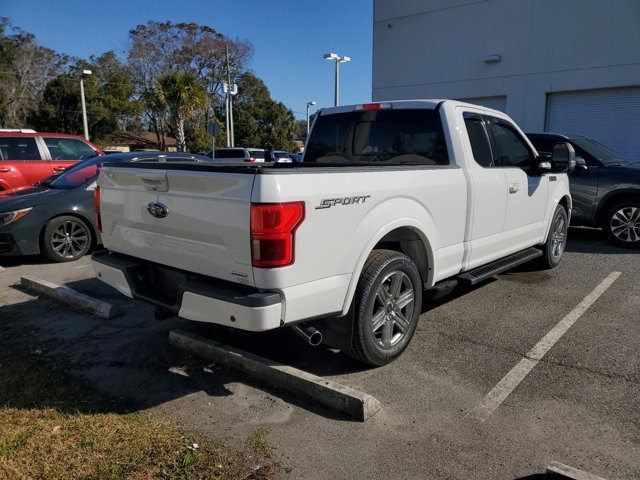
91,250 -> 283,331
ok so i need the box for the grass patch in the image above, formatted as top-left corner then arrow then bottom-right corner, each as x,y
0,347 -> 281,479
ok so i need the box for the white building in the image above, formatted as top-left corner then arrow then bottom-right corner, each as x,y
372,0 -> 640,159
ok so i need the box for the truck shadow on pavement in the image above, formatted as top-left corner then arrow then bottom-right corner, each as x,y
0,282 -> 367,422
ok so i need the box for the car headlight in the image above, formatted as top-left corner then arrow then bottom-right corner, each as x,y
0,207 -> 33,227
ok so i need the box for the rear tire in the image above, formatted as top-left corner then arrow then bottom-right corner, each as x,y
346,249 -> 422,366
539,205 -> 568,269
41,216 -> 92,262
602,200 -> 640,248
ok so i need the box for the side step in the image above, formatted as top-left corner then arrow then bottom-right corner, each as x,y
458,247 -> 542,286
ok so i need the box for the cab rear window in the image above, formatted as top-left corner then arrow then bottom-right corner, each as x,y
304,109 -> 449,166
215,149 -> 245,158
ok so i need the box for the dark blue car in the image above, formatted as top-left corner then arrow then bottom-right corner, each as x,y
527,133 -> 640,248
0,151 -> 211,262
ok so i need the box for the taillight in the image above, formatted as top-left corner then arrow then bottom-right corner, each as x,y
251,202 -> 305,268
94,186 -> 102,233
245,157 -> 257,162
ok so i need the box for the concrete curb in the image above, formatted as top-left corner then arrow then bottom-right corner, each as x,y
546,461 -> 608,480
0,265 -> 5,272
169,329 -> 382,422
20,275 -> 118,320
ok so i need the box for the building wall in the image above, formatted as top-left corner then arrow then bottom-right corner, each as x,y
372,0 -> 640,132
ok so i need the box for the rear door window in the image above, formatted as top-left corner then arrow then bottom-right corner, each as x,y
305,108 -> 449,166
0,136 -> 41,160
463,113 -> 494,167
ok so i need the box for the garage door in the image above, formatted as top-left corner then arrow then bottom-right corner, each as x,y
457,96 -> 507,113
545,87 -> 640,160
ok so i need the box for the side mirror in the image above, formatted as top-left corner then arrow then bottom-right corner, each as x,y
550,142 -> 576,173
574,156 -> 588,173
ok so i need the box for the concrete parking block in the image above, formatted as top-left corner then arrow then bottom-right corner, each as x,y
169,329 -> 382,422
20,275 -> 118,319
546,461 -> 608,480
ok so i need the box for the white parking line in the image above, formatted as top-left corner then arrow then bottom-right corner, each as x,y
472,271 -> 621,423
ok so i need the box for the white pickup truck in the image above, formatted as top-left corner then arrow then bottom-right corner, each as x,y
92,100 -> 574,366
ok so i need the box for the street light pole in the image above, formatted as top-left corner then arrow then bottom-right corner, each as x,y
323,53 -> 350,106
306,101 -> 316,136
80,69 -> 92,141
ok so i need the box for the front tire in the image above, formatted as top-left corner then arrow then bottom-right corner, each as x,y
539,205 -> 568,269
347,249 -> 422,366
602,200 -> 640,248
42,216 -> 92,262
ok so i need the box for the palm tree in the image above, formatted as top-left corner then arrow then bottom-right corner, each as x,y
156,72 -> 206,152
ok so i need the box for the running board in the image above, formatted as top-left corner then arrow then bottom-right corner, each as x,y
458,248 -> 542,286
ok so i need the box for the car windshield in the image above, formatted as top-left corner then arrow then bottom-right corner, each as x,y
571,137 -> 625,166
39,155 -> 112,189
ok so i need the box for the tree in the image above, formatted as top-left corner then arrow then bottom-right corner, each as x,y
26,74 -> 81,133
28,53 -> 142,143
0,17 -> 68,128
156,72 -> 207,152
233,73 -> 296,151
127,21 -> 252,147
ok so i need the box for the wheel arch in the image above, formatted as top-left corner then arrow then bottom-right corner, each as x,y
595,190 -> 640,225
340,222 -> 435,316
558,194 -> 571,219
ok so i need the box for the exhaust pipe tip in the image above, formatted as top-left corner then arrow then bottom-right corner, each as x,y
292,325 -> 323,347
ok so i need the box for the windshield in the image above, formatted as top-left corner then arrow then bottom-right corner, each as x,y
39,155 -> 112,189
571,137 -> 625,166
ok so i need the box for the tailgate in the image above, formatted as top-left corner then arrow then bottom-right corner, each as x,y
98,165 -> 256,286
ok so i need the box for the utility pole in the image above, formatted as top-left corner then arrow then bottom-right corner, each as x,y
226,45 -> 234,147
80,69 -> 92,140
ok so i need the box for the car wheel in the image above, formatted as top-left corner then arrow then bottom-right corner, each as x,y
538,205 -> 568,269
42,216 -> 92,262
347,249 -> 422,366
602,200 -> 640,248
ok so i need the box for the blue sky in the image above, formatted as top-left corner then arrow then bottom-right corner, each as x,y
3,0 -> 373,120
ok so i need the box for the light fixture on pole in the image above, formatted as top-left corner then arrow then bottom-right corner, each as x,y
323,53 -> 350,106
306,101 -> 316,136
79,69 -> 92,141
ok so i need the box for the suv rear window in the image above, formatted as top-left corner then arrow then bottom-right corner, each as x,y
304,109 -> 449,166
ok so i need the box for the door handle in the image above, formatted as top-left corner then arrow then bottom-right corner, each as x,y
509,183 -> 519,194
0,167 -> 11,173
53,167 -> 66,171
137,172 -> 169,192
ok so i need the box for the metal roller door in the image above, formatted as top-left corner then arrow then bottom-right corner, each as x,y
545,87 -> 640,160
457,96 -> 507,113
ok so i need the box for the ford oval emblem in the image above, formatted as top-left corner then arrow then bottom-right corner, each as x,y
147,202 -> 169,218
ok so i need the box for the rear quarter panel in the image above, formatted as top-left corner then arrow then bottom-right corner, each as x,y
252,167 -> 467,318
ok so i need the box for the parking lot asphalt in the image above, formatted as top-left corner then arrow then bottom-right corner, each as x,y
1,227 -> 638,480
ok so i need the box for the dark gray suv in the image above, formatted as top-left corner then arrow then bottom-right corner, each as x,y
527,133 -> 640,248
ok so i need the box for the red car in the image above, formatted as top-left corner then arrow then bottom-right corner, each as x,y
0,132 -> 104,191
